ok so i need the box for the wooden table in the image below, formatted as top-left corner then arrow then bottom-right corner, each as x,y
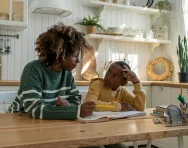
0,109 -> 187,148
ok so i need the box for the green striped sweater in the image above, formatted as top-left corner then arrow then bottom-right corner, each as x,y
8,60 -> 81,120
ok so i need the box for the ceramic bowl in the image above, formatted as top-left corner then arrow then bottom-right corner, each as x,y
107,27 -> 123,34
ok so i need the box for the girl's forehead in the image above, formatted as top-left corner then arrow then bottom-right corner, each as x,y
109,64 -> 124,75
110,63 -> 128,70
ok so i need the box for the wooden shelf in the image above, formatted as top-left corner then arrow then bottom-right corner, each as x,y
85,34 -> 172,52
84,0 -> 161,15
85,34 -> 171,44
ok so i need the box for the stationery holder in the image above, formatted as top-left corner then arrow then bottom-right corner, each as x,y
164,105 -> 183,127
180,103 -> 188,123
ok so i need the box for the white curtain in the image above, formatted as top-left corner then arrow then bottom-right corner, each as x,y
182,0 -> 188,37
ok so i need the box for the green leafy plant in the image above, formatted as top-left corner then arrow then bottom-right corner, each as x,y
177,36 -> 188,73
75,16 -> 106,32
155,0 -> 172,26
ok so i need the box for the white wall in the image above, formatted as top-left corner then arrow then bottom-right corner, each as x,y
0,0 -> 181,81
170,0 -> 185,82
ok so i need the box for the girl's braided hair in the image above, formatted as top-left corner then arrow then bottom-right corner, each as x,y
35,22 -> 90,66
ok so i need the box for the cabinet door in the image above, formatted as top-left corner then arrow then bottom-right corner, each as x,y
171,87 -> 188,106
143,86 -> 152,108
0,0 -> 28,30
170,87 -> 181,106
0,0 -> 10,20
12,0 -> 24,22
151,86 -> 171,107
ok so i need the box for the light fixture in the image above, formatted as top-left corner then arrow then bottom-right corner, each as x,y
29,0 -> 72,17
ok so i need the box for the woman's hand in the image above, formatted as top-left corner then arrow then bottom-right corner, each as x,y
80,101 -> 96,117
56,96 -> 70,106
121,102 -> 134,111
122,68 -> 140,84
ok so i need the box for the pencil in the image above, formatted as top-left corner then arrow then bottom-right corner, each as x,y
180,86 -> 182,96
96,104 -> 116,109
113,98 -> 122,103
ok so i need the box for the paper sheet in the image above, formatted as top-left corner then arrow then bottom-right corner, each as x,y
78,111 -> 146,121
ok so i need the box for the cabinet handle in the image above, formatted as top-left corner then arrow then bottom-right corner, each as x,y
158,87 -> 163,91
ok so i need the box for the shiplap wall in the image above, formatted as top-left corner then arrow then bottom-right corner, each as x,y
170,0 -> 185,82
0,0 -> 181,81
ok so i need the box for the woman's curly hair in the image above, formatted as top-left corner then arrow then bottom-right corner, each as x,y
35,22 -> 90,66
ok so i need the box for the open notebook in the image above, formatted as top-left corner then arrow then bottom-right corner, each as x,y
78,111 -> 146,123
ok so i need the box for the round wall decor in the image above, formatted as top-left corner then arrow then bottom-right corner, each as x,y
147,57 -> 173,81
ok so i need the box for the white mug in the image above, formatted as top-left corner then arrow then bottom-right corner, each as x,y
146,30 -> 154,39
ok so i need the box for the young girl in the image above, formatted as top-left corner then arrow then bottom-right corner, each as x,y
85,61 -> 146,111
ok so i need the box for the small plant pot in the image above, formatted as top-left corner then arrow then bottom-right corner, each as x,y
100,0 -> 108,2
178,72 -> 188,83
113,0 -> 120,4
87,26 -> 96,34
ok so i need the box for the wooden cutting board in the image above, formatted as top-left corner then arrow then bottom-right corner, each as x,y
81,47 -> 99,81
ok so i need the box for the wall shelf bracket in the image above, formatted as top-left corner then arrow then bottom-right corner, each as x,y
151,43 -> 160,53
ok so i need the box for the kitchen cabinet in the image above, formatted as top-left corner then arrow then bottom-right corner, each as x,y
151,86 -> 171,107
152,86 -> 188,107
0,0 -> 28,31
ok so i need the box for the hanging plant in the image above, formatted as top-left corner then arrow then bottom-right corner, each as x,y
155,0 -> 172,26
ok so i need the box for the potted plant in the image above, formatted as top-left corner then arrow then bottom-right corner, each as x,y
177,36 -> 188,82
155,0 -> 172,26
75,16 -> 106,34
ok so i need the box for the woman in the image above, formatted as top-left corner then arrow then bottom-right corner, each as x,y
8,22 -> 95,119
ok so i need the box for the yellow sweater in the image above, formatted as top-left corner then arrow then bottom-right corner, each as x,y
84,78 -> 146,111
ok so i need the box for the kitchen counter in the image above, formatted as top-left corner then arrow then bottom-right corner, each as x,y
0,80 -> 188,88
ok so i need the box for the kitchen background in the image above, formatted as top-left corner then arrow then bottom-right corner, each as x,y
0,0 -> 185,81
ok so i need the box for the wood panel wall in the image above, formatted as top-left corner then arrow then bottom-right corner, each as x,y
0,0 -> 183,82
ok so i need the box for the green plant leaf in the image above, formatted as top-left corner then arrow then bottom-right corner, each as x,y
75,15 -> 105,31
177,35 -> 188,73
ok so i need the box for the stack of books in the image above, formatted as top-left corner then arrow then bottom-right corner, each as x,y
151,105 -> 168,117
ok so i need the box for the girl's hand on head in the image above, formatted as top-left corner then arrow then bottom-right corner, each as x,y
122,69 -> 140,84
80,101 -> 96,117
121,102 -> 134,111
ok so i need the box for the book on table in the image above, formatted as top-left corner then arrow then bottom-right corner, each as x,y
151,105 -> 168,117
78,111 -> 146,123
156,105 -> 168,112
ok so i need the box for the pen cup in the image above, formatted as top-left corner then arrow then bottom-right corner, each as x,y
180,103 -> 188,123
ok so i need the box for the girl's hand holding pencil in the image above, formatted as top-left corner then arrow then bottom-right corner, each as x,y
121,102 -> 134,111
113,98 -> 134,111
